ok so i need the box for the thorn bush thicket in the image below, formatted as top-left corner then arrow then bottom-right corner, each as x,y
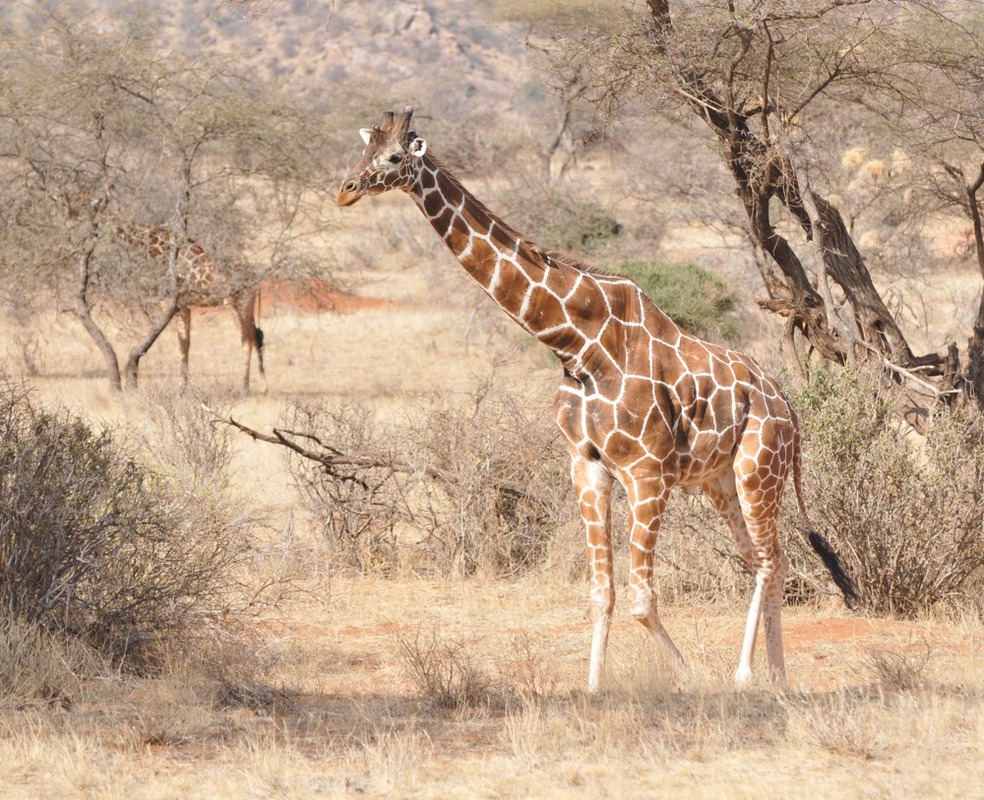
286,382 -> 576,577
788,369 -> 984,616
0,378 -> 256,670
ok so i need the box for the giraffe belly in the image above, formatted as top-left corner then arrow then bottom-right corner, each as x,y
556,375 -> 747,488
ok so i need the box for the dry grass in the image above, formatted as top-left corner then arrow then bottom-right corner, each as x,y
2,576 -> 981,798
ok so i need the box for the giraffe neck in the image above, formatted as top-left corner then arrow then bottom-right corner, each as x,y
409,155 -> 584,347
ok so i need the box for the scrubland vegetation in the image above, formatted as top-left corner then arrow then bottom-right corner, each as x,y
1,0 -> 984,797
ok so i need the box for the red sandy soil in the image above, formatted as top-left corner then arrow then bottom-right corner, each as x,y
257,278 -> 394,314
264,606 -> 960,698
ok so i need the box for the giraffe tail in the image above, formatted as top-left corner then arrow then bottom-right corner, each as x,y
793,427 -> 859,608
807,530 -> 859,609
254,327 -> 265,355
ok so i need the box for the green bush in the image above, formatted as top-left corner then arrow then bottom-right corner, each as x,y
788,368 -> 984,617
608,259 -> 739,342
0,379 -> 255,670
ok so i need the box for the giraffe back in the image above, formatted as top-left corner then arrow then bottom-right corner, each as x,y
555,272 -> 796,488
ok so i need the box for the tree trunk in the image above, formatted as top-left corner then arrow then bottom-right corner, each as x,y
961,163 -> 984,401
646,0 -> 949,400
73,241 -> 122,392
123,297 -> 179,389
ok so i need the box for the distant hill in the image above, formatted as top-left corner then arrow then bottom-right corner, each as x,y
0,1 -> 528,109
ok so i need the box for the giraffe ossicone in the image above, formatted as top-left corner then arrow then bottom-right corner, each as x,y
338,106 -> 856,693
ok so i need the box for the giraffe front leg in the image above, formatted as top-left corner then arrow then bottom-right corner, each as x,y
570,454 -> 615,693
626,479 -> 686,671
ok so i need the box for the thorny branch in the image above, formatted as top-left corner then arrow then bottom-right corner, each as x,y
220,413 -> 435,493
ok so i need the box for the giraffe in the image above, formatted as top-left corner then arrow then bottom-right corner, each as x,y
337,107 -> 855,692
115,222 -> 267,395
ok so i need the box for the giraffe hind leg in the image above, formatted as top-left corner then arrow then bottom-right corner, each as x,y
735,524 -> 788,688
233,292 -> 267,395
705,468 -> 787,687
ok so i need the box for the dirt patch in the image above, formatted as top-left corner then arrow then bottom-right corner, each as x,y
258,278 -> 394,314
781,615 -> 957,655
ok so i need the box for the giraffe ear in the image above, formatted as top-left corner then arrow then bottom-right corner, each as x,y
408,136 -> 427,158
359,128 -> 372,144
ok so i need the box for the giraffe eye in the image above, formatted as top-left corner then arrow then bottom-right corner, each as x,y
388,153 -> 403,164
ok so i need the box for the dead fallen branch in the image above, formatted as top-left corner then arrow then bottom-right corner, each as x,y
221,413 -> 448,485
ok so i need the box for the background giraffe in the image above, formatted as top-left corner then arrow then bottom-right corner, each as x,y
115,222 -> 267,395
337,107 -> 855,692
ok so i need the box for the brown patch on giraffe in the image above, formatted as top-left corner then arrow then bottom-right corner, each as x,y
525,286 -> 567,329
491,262 -> 536,313
596,318 -> 628,367
566,279 -> 610,339
460,196 -> 494,233
467,236 -> 499,270
423,188 -> 446,218
432,206 -> 456,236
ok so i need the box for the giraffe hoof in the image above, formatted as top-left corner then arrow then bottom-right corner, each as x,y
734,665 -> 755,688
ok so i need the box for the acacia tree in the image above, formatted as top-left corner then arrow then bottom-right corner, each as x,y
0,11 -> 328,391
552,1 -> 983,416
878,13 -> 984,401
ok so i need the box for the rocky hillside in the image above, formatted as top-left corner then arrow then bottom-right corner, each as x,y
1,1 -> 530,113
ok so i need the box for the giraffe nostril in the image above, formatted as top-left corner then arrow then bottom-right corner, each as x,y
337,179 -> 364,207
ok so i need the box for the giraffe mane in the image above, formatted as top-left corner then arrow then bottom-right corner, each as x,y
423,153 -> 622,281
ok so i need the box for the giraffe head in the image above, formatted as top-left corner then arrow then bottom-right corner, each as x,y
337,106 -> 427,207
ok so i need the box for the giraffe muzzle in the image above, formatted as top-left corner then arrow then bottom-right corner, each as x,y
336,179 -> 363,207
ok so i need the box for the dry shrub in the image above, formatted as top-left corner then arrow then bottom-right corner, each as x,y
506,632 -> 561,702
140,384 -> 234,488
410,383 -> 575,576
286,378 -> 576,577
857,646 -> 932,693
124,678 -> 220,749
786,691 -> 890,760
286,401 -> 403,574
788,369 -> 984,616
394,628 -> 496,710
501,181 -> 622,256
198,632 -> 294,715
0,378 -> 261,670
652,493 -> 754,604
